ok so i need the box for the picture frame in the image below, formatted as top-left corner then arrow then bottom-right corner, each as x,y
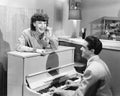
68,0 -> 82,20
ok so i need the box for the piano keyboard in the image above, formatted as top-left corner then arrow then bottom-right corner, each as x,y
37,76 -> 81,94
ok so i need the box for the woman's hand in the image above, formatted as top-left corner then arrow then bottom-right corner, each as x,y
35,49 -> 47,56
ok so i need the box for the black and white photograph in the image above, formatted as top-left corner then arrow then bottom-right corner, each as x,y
0,0 -> 120,96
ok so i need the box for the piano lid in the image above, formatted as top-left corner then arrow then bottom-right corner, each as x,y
25,63 -> 77,91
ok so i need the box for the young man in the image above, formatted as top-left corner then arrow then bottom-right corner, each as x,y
16,13 -> 58,55
51,36 -> 112,96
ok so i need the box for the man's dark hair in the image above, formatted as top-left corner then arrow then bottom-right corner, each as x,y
85,36 -> 102,55
30,13 -> 49,31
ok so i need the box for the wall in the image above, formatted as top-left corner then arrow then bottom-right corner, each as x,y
0,0 -> 54,96
53,0 -> 81,37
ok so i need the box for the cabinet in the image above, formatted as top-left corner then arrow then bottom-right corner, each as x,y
91,16 -> 120,41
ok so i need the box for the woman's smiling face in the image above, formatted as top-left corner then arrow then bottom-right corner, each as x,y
34,21 -> 47,34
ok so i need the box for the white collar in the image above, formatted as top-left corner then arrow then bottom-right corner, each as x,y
87,55 -> 99,66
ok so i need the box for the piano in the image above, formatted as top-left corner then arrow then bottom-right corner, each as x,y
7,46 -> 82,96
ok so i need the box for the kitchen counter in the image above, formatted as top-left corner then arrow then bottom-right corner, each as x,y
58,36 -> 120,51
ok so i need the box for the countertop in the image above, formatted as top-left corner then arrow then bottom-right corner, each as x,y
58,36 -> 120,51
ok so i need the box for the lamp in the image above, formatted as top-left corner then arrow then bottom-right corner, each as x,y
68,0 -> 82,38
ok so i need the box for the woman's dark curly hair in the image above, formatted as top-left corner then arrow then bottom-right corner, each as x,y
85,36 -> 103,55
30,13 -> 49,31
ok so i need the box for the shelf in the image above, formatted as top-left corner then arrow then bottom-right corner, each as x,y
91,16 -> 120,41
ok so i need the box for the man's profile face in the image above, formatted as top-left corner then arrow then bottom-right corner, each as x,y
80,40 -> 91,59
33,21 -> 47,34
